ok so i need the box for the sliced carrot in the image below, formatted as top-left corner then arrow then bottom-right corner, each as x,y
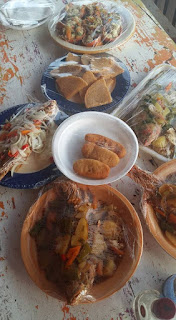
155,208 -> 166,218
168,213 -> 176,224
8,150 -> 19,158
21,130 -> 31,135
65,246 -> 81,268
165,82 -> 172,92
13,151 -> 19,158
110,246 -> 124,256
66,26 -> 72,41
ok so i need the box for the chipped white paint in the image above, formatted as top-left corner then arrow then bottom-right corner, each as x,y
0,1 -> 176,320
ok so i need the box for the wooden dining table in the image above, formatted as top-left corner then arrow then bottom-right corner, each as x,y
0,0 -> 176,319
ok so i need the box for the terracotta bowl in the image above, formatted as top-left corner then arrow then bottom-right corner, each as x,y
143,159 -> 176,259
21,183 -> 143,304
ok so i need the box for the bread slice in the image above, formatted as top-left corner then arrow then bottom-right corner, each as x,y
66,52 -> 81,63
82,70 -> 97,85
56,76 -> 88,100
79,71 -> 97,101
81,54 -> 92,65
91,57 -> 124,79
58,64 -> 82,75
84,78 -> 112,108
91,57 -> 115,69
105,77 -> 116,93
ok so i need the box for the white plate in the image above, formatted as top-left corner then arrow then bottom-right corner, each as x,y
48,0 -> 135,54
0,0 -> 55,30
52,112 -> 139,185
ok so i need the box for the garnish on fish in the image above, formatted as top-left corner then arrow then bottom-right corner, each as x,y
29,181 -> 126,305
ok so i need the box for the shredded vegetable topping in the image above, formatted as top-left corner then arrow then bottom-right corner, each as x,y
29,181 -> 126,305
131,83 -> 176,159
0,100 -> 58,176
56,2 -> 122,46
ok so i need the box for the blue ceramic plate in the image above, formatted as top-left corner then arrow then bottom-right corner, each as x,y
0,103 -> 66,189
41,53 -> 130,114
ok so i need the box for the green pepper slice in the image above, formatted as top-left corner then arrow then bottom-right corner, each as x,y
77,242 -> 91,263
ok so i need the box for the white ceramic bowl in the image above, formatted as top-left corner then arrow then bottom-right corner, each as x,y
52,112 -> 139,185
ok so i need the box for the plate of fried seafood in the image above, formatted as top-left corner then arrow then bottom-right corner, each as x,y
112,64 -> 176,162
0,100 -> 64,189
52,112 -> 138,185
128,160 -> 176,259
48,1 -> 135,54
41,52 -> 130,114
21,180 -> 143,305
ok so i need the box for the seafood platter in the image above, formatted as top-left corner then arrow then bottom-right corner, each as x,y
48,1 -> 135,54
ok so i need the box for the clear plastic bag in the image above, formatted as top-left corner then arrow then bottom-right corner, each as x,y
112,64 -> 176,162
0,0 -> 56,30
127,160 -> 176,259
48,0 -> 135,53
47,52 -> 125,108
0,100 -> 67,188
21,178 -> 143,305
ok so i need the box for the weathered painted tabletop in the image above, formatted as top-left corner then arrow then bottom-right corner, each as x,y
0,1 -> 176,320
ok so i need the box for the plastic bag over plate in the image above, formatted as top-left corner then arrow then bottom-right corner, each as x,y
112,64 -> 176,162
48,0 -> 135,52
0,0 -> 56,30
128,161 -> 176,258
21,178 -> 143,305
0,100 -> 67,185
48,51 -> 125,108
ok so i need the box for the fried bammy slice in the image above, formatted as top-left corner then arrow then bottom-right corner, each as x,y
56,76 -> 88,100
82,142 -> 119,167
73,159 -> 110,179
79,71 -> 97,101
84,78 -> 112,108
66,52 -> 81,63
85,134 -> 126,158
